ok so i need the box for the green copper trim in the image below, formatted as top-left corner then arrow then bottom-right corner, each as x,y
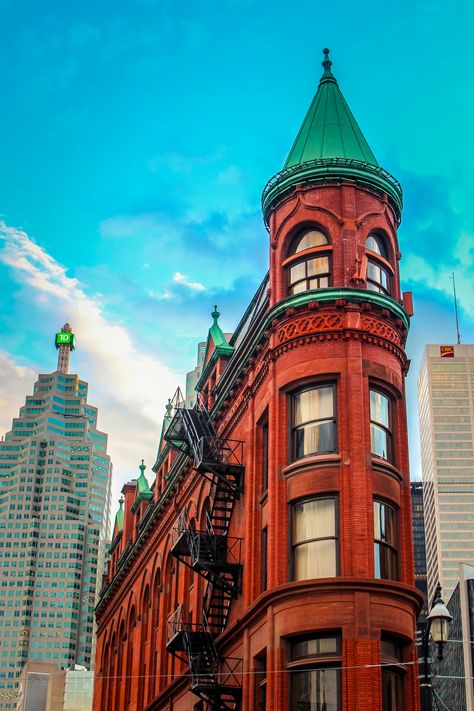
271,288 -> 410,330
213,288 -> 409,414
262,158 -> 403,225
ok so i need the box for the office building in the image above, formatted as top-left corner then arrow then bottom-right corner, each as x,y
16,661 -> 94,711
433,563 -> 474,711
0,325 -> 112,709
418,344 -> 474,600
184,342 -> 206,408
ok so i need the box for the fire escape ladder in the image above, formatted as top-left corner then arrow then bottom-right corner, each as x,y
166,397 -> 243,709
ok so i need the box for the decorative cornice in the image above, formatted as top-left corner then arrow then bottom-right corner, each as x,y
215,578 -> 424,651
212,288 -> 410,419
262,158 -> 403,226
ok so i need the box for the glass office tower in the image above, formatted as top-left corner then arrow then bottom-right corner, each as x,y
418,344 -> 474,601
0,349 -> 112,709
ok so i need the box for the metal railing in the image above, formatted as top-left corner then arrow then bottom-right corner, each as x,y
195,437 -> 244,470
171,506 -> 190,549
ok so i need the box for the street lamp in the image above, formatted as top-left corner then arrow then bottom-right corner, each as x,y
421,583 -> 452,708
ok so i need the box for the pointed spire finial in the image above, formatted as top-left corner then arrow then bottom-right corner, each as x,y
165,398 -> 173,417
320,47 -> 337,85
211,305 -> 220,323
139,460 -> 146,476
118,496 -> 124,508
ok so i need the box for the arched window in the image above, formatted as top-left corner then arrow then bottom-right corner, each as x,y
365,233 -> 391,295
124,607 -> 135,707
286,228 -> 331,295
148,569 -> 161,701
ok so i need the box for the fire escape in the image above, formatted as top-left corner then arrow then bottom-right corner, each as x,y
164,393 -> 244,710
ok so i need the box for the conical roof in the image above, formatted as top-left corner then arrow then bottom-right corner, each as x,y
262,49 -> 402,223
114,497 -> 124,535
284,49 -> 378,168
135,460 -> 152,496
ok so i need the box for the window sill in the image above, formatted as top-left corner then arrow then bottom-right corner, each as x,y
371,457 -> 403,482
283,454 -> 341,477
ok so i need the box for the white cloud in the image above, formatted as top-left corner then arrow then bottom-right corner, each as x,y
0,221 -> 181,512
173,271 -> 206,291
0,352 -> 37,439
402,232 -> 474,319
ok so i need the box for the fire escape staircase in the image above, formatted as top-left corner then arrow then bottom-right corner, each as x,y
165,398 -> 244,710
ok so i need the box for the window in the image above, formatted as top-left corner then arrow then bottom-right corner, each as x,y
287,229 -> 331,295
254,652 -> 267,711
370,389 -> 392,461
381,639 -> 404,710
259,415 -> 269,494
366,233 -> 390,295
290,634 -> 340,711
291,385 -> 336,460
374,500 -> 398,580
292,498 -> 337,580
261,527 -> 268,592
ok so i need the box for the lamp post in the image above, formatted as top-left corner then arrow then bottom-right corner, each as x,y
420,583 -> 452,709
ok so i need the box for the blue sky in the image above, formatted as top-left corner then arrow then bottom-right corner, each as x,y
1,0 -> 473,507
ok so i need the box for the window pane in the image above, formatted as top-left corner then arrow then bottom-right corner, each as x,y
374,500 -> 397,544
307,257 -> 329,277
292,637 -> 338,660
367,260 -> 389,291
295,421 -> 335,457
290,262 -> 306,284
370,391 -> 389,427
381,640 -> 402,661
294,539 -> 336,579
382,670 -> 403,711
311,276 -> 329,288
370,423 -> 389,459
293,230 -> 328,253
366,281 -> 383,293
290,282 -> 307,295
366,233 -> 387,257
374,543 -> 398,579
294,388 -> 334,426
292,669 -> 339,711
293,499 -> 335,543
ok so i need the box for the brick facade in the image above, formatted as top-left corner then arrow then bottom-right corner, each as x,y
93,68 -> 422,711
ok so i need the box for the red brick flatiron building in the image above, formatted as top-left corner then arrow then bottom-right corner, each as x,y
93,49 -> 422,711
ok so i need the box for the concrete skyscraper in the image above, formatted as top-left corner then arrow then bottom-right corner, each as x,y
0,325 -> 112,709
418,344 -> 474,601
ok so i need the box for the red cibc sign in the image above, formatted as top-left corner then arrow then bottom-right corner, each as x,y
440,345 -> 455,358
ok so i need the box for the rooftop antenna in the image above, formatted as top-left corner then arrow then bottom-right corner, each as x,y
451,273 -> 461,345
54,323 -> 76,374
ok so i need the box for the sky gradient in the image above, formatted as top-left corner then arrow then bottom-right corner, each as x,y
1,0 -> 473,508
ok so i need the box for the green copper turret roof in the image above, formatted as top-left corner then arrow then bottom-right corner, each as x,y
262,49 -> 403,223
284,49 -> 378,168
115,497 -> 124,534
209,306 -> 234,353
133,460 -> 153,507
